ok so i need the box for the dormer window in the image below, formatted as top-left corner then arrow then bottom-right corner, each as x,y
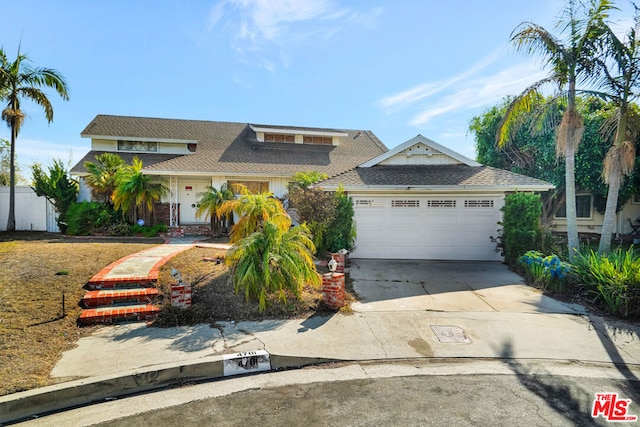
303,136 -> 332,145
264,133 -> 295,143
118,140 -> 158,152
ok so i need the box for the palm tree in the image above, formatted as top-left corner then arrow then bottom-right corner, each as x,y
497,0 -> 613,261
111,157 -> 168,224
226,221 -> 321,311
195,183 -> 235,236
596,11 -> 640,253
217,184 -> 290,243
83,152 -> 125,204
0,47 -> 69,231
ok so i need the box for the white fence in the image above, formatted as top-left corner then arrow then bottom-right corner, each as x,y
0,186 -> 59,232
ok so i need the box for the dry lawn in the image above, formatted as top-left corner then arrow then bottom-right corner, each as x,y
0,233 -> 355,397
0,232 -> 162,396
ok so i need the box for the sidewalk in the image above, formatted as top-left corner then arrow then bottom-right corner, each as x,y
2,249 -> 640,423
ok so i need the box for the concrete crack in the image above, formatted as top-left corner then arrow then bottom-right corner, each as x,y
362,315 -> 388,358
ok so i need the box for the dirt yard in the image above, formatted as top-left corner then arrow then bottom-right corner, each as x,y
0,232 -> 162,396
0,233 -> 353,396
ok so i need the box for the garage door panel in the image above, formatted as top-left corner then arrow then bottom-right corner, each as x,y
352,196 -> 503,261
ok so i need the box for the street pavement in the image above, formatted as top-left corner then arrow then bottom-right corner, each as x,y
2,245 -> 640,425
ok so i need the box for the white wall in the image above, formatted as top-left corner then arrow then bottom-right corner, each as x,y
0,186 -> 58,232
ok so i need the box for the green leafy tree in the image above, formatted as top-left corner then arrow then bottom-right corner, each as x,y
497,0 -> 613,260
226,220 -> 320,311
594,12 -> 640,253
287,171 -> 328,190
196,183 -> 235,236
0,47 -> 69,231
324,186 -> 356,253
31,159 -> 78,233
217,184 -> 290,243
288,185 -> 337,253
500,192 -> 548,266
471,96 -> 639,222
0,138 -> 23,185
112,157 -> 168,224
83,152 -> 125,204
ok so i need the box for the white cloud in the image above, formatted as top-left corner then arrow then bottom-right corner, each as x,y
392,62 -> 545,127
207,0 -> 381,70
377,48 -> 505,113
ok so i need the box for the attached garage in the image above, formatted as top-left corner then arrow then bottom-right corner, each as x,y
320,135 -> 554,261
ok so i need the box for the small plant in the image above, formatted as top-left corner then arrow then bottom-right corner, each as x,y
518,250 -> 570,292
55,270 -> 69,276
571,247 -> 640,318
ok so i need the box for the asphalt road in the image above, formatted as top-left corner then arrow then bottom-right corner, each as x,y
23,361 -> 640,427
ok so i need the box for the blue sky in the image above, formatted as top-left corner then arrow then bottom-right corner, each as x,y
1,0 -> 635,177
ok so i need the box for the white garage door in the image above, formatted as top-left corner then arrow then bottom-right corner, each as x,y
351,196 -> 503,261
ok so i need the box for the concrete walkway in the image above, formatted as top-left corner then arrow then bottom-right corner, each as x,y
2,254 -> 640,424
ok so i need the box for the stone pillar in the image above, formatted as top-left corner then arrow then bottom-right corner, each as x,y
171,282 -> 192,308
322,272 -> 345,310
331,252 -> 346,273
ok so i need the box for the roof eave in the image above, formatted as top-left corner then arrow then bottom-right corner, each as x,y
318,184 -> 555,193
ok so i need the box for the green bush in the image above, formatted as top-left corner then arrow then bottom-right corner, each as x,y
571,248 -> 640,318
324,186 -> 356,253
65,202 -> 120,235
497,192 -> 547,266
130,223 -> 168,237
518,250 -> 570,292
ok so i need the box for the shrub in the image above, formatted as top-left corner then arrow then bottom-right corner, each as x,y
65,202 -> 120,235
498,192 -> 546,266
324,186 -> 356,253
130,223 -> 168,237
571,248 -> 640,318
518,250 -> 570,292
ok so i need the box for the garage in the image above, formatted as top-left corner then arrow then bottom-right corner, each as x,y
352,195 -> 502,260
319,135 -> 554,261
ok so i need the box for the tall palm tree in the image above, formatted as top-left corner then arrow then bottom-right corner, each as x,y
0,47 -> 69,231
112,157 -> 168,224
497,0 -> 613,261
83,152 -> 125,204
195,183 -> 235,236
595,11 -> 640,253
226,221 -> 321,311
217,184 -> 290,243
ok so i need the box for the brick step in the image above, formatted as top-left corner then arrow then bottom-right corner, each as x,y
84,278 -> 156,291
78,304 -> 160,326
81,288 -> 159,308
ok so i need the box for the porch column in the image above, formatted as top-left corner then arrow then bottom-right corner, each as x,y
169,176 -> 178,227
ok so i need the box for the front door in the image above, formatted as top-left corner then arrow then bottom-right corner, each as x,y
180,183 -> 209,224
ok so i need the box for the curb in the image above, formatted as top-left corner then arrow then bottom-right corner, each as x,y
0,354 -> 339,425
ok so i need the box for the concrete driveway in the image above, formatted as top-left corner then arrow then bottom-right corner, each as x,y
349,259 -> 585,315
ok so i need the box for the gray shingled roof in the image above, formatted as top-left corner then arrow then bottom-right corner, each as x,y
72,115 -> 387,176
319,165 -> 554,189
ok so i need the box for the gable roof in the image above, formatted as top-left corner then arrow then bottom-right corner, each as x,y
319,164 -> 554,192
72,115 -> 388,177
359,134 -> 481,167
318,135 -> 554,192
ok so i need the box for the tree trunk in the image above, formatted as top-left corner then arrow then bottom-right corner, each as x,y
598,170 -> 621,253
564,79 -> 580,262
6,121 -> 16,232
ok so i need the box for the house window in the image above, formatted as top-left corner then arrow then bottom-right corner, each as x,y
426,200 -> 456,208
633,193 -> 640,204
355,199 -> 385,208
303,135 -> 332,145
392,200 -> 419,208
117,140 -> 158,152
556,194 -> 592,219
228,180 -> 270,194
264,133 -> 295,143
465,200 -> 494,208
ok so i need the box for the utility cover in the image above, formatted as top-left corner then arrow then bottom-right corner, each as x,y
430,325 -> 472,344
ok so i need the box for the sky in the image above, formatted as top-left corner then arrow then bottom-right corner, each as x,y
1,0 -> 636,179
